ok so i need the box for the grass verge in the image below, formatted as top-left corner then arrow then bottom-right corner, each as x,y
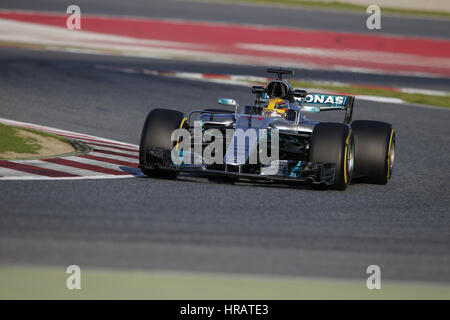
0,123 -> 41,155
20,126 -> 69,144
220,0 -> 450,18
0,123 -> 72,159
1,265 -> 449,299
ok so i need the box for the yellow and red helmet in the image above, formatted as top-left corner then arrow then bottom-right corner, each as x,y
263,98 -> 288,117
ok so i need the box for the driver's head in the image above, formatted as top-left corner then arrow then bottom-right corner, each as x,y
263,98 -> 288,117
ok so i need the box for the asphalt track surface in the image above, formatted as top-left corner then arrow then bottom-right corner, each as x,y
0,46 -> 449,283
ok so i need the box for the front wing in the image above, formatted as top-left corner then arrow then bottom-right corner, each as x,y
142,148 -> 336,185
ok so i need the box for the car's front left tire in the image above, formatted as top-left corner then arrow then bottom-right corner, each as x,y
309,122 -> 354,190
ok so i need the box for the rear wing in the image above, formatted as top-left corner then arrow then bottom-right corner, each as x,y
297,93 -> 355,124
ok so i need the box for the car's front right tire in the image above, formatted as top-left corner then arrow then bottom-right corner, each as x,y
351,120 -> 395,184
139,108 -> 188,179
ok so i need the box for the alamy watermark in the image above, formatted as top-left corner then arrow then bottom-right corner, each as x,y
366,265 -> 381,290
66,265 -> 81,290
66,5 -> 81,30
170,121 -> 279,166
366,5 -> 381,30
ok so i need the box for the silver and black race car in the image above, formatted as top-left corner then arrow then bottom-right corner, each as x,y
139,68 -> 395,190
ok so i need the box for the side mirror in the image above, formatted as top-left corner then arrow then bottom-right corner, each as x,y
218,98 -> 239,107
252,86 -> 266,94
218,98 -> 239,116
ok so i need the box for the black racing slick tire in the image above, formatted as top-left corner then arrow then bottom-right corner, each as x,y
139,108 -> 188,179
309,122 -> 354,190
351,120 -> 395,184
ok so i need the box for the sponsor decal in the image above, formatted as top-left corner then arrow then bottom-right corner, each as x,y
302,106 -> 320,113
304,94 -> 347,108
288,161 -> 303,178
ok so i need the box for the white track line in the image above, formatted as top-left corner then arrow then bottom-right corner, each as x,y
115,67 -> 450,108
10,159 -> 104,177
64,156 -> 141,174
0,174 -> 142,181
90,144 -> 139,155
0,167 -> 43,178
87,151 -> 139,163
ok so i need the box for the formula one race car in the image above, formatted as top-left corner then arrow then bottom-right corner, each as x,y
139,68 -> 395,190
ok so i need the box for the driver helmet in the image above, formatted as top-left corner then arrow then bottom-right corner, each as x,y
263,98 -> 288,118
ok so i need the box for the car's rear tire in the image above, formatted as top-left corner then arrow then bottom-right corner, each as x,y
309,122 -> 354,190
351,120 -> 395,184
139,108 -> 188,179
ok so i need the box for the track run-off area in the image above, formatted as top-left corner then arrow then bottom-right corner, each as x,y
0,9 -> 449,78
